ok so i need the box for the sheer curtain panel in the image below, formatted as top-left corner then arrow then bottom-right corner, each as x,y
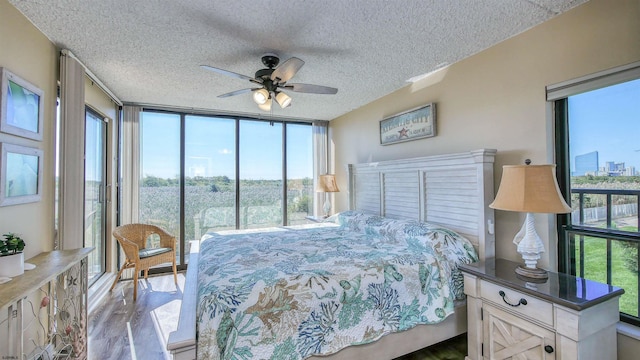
120,105 -> 141,225
58,50 -> 86,250
312,121 -> 329,217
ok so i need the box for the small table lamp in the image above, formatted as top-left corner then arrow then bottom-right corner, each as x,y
316,174 -> 340,217
489,160 -> 571,280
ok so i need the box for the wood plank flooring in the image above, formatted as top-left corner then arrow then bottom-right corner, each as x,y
88,273 -> 467,359
88,273 -> 185,360
395,334 -> 467,360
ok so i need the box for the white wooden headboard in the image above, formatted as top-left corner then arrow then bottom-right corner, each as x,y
348,149 -> 496,261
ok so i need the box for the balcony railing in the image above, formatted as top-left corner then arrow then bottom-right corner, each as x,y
566,188 -> 640,325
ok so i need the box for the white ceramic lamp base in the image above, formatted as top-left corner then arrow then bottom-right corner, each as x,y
323,197 -> 331,218
513,213 -> 548,280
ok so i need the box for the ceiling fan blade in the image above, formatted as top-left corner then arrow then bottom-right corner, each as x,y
271,57 -> 305,83
284,83 -> 338,94
217,88 -> 259,98
200,65 -> 262,84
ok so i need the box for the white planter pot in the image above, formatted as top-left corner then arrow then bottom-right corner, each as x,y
0,252 -> 24,277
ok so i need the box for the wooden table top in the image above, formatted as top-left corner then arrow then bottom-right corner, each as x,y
0,248 -> 93,309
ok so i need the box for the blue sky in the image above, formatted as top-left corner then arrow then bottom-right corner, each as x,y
568,78 -> 640,172
141,113 -> 312,180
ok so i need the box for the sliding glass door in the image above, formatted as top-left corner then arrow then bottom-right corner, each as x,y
84,108 -> 107,284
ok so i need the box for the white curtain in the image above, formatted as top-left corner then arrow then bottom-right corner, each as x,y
116,105 -> 141,280
58,50 -> 86,250
312,121 -> 329,217
120,105 -> 141,225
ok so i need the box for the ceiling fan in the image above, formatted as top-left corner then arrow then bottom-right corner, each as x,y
201,53 -> 338,111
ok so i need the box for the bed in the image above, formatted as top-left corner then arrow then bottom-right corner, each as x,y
167,149 -> 496,360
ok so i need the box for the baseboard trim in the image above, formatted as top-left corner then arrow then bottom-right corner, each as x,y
618,322 -> 640,341
88,272 -> 116,315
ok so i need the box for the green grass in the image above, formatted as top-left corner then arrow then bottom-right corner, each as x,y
575,229 -> 639,317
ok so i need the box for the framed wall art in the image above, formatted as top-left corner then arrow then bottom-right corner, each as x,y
380,103 -> 436,145
0,143 -> 43,206
0,67 -> 44,141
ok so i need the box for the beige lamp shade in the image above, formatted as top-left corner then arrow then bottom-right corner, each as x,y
490,164 -> 571,214
316,174 -> 340,193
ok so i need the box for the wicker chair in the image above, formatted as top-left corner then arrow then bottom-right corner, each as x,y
109,224 -> 178,301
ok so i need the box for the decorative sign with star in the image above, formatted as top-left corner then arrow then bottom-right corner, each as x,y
379,103 -> 436,145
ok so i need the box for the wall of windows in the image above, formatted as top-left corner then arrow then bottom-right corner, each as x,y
553,64 -> 640,325
138,110 -> 316,267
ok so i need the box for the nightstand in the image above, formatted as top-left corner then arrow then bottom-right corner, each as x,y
460,258 -> 624,360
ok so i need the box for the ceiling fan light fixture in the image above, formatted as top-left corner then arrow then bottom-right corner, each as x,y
258,98 -> 272,111
203,55 -> 338,111
275,91 -> 292,108
253,88 -> 269,105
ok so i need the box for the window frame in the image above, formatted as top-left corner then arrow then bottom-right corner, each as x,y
84,106 -> 109,285
138,109 -> 319,274
552,62 -> 640,326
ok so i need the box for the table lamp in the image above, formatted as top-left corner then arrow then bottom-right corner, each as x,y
489,160 -> 571,280
316,174 -> 340,217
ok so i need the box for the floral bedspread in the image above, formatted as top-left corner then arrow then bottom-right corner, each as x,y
196,211 -> 478,359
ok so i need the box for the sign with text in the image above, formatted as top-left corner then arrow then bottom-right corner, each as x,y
379,103 -> 436,145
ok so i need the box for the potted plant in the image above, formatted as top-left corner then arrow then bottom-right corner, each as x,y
0,233 -> 26,277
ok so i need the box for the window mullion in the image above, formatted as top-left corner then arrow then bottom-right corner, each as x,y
235,117 -> 240,230
180,113 -> 186,266
282,123 -> 288,226
555,98 -> 571,273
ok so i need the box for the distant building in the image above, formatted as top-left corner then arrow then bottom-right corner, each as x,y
574,151 -> 598,176
605,161 -> 626,176
574,151 -> 637,177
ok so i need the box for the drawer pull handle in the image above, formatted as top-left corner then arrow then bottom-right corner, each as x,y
498,290 -> 527,307
545,345 -> 554,353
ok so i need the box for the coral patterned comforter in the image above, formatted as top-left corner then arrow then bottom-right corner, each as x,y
196,211 -> 478,359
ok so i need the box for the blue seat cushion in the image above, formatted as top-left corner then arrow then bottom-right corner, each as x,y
139,247 -> 172,259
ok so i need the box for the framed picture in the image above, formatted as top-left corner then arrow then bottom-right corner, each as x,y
0,143 -> 43,206
0,67 -> 44,141
380,103 -> 436,145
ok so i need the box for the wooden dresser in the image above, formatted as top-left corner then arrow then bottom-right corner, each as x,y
0,248 -> 93,359
460,258 -> 624,360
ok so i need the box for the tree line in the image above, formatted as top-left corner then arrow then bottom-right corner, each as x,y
141,175 -> 313,193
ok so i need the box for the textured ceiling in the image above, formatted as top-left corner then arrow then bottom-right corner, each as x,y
9,0 -> 587,121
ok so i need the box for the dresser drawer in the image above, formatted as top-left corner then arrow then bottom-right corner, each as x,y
480,280 -> 553,327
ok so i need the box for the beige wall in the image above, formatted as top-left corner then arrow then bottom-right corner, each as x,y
330,0 -> 640,270
0,0 -> 119,260
0,0 -> 58,355
0,0 -> 58,258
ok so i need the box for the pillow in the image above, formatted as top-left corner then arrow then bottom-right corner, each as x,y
326,211 -> 378,229
329,211 -> 478,264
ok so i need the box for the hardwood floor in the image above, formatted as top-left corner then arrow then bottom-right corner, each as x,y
88,273 -> 467,359
394,334 -> 467,360
88,273 -> 185,360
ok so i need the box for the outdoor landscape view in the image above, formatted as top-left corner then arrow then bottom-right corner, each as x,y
568,78 -> 640,318
138,112 -> 315,265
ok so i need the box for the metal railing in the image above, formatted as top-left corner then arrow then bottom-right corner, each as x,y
566,188 -> 640,325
